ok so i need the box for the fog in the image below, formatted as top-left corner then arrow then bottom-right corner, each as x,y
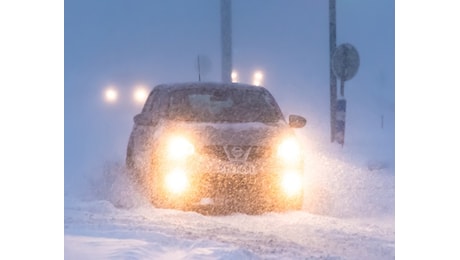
61,1 -> 398,258
65,1 -> 394,197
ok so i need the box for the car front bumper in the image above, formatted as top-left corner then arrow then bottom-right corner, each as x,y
150,155 -> 304,213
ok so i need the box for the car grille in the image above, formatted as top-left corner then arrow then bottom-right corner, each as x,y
201,145 -> 270,162
199,172 -> 265,196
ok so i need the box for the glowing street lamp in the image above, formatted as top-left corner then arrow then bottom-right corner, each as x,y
253,70 -> 264,86
231,71 -> 239,83
104,87 -> 118,103
133,85 -> 149,105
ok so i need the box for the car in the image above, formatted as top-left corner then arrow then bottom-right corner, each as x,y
125,82 -> 307,214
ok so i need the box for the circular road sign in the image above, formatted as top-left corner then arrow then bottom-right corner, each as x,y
332,43 -> 360,81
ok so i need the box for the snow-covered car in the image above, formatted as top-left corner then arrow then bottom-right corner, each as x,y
126,82 -> 307,214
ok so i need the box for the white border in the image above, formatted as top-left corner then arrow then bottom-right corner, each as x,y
0,0 -> 63,258
397,0 -> 460,258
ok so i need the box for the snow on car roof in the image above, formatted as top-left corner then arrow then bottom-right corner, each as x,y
154,82 -> 265,93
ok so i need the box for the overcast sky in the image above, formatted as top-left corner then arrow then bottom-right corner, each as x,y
64,0 -> 395,192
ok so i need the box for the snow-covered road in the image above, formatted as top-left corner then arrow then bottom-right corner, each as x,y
65,199 -> 394,259
65,149 -> 394,259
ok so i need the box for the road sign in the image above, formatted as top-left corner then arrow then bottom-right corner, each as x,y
332,43 -> 360,81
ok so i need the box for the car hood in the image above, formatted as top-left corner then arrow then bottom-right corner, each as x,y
165,121 -> 290,146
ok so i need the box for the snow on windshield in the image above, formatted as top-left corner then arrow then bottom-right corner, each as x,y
168,88 -> 283,123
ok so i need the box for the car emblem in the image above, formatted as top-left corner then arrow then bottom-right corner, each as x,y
231,146 -> 244,158
224,145 -> 251,162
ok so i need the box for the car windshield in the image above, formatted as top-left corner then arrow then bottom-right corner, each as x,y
167,88 -> 283,123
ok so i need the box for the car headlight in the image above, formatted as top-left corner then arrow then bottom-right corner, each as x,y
167,136 -> 195,160
277,137 -> 301,163
281,170 -> 303,197
164,168 -> 189,194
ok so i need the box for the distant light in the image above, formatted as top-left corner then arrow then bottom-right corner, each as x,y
254,71 -> 264,80
133,86 -> 149,104
231,71 -> 239,83
104,87 -> 118,103
253,71 -> 264,86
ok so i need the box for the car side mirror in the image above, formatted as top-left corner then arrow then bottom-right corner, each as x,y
288,115 -> 306,128
134,113 -> 157,126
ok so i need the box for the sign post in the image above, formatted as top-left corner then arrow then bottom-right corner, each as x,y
331,43 -> 360,145
335,99 -> 346,146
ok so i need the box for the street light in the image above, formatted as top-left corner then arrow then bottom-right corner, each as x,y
231,71 -> 239,83
253,70 -> 264,86
104,86 -> 118,103
133,85 -> 149,105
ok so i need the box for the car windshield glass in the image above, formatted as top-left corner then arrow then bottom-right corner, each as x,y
167,88 -> 283,123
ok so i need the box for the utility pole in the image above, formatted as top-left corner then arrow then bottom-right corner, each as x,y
221,0 -> 232,83
329,0 -> 337,142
